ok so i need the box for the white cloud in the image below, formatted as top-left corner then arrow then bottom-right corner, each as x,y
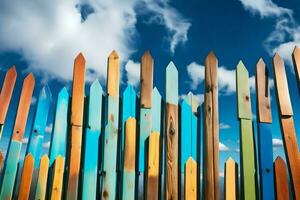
219,122 -> 231,130
219,142 -> 230,152
125,60 -> 140,87
272,138 -> 283,147
0,0 -> 190,81
180,93 -> 204,107
187,62 -> 205,90
22,138 -> 29,144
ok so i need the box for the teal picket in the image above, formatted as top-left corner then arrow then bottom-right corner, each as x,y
181,100 -> 192,172
166,62 -> 178,105
152,87 -> 162,132
27,86 -> 52,167
49,87 -> 70,165
82,80 -> 103,200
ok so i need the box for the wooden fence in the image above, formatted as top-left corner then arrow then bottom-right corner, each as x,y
0,48 -> 300,200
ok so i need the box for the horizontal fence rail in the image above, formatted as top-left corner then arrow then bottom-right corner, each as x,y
0,48 -> 300,199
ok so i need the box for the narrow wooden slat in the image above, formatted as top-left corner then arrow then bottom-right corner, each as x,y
0,73 -> 35,199
292,46 -> 300,93
181,100 -> 192,173
140,50 -> 154,108
274,157 -> 289,200
184,157 -> 197,200
165,62 -> 178,200
18,154 -> 34,200
152,87 -> 161,133
35,155 -> 49,200
272,53 -> 293,116
224,157 -> 237,200
0,66 -> 17,138
236,62 -> 257,199
66,53 -> 85,200
107,50 -> 120,97
50,156 -> 65,200
27,86 -> 51,167
122,118 -> 136,200
49,87 -> 69,165
146,132 -> 160,200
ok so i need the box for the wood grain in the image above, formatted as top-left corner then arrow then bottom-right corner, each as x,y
256,58 -> 272,123
18,154 -> 34,200
124,118 -> 136,171
184,157 -> 197,200
274,157 -> 289,200
140,50 -> 154,108
35,155 -> 49,200
107,50 -> 120,97
146,132 -> 160,200
50,156 -> 65,200
224,157 -> 237,200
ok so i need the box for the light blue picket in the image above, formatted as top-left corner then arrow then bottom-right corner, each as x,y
27,86 -> 51,167
166,62 -> 179,104
82,80 -> 103,200
122,172 -> 135,200
152,87 -> 161,133
181,100 -> 192,172
49,87 -> 70,165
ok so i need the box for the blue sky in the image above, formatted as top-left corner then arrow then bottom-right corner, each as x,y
0,0 -> 300,178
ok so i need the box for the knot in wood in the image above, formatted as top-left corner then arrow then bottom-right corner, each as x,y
169,123 -> 175,135
245,95 -> 249,101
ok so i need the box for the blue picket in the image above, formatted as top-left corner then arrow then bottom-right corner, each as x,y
181,100 -> 192,173
152,87 -> 161,133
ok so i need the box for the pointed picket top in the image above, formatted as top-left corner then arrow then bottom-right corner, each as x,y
274,156 -> 289,199
236,61 -> 252,119
272,53 -> 293,116
75,52 -> 86,65
206,50 -> 217,63
0,66 -> 17,128
35,154 -> 49,200
256,58 -> 272,123
18,153 -> 34,199
12,73 -> 35,142
107,50 -> 120,97
226,157 -> 235,164
88,79 -> 103,131
141,50 -> 154,108
166,61 -> 178,104
186,156 -> 197,165
152,87 -> 162,132
59,86 -> 69,99
184,92 -> 199,114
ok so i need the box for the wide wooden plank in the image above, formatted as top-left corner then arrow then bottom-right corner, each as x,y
140,50 -> 154,108
256,58 -> 272,123
66,53 -> 86,200
0,66 -> 17,138
274,157 -> 289,200
18,154 -> 34,200
224,157 -> 238,200
35,155 -> 49,200
50,156 -> 65,200
82,80 -> 102,200
146,132 -> 160,200
49,87 -> 69,165
272,53 -> 293,116
27,86 -> 51,167
107,50 -> 120,97
292,47 -> 300,93
122,118 -> 136,200
184,157 -> 197,200
0,73 -> 35,199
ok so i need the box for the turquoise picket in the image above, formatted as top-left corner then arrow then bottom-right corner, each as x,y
82,80 -> 103,200
166,62 -> 178,105
181,100 -> 192,172
49,87 -> 70,165
152,87 -> 162,133
27,86 -> 52,167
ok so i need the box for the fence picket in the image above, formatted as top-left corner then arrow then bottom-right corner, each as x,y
34,155 -> 49,200
0,151 -> 3,174
50,156 -> 65,200
184,157 -> 197,200
224,157 -> 238,200
292,47 -> 300,92
274,157 -> 289,200
18,154 -> 34,200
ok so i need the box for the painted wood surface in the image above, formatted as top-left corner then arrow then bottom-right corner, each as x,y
50,155 -> 65,200
184,157 -> 197,200
82,80 -> 103,200
146,132 -> 160,200
293,46 -> 300,92
236,61 -> 256,200
274,157 -> 289,200
256,59 -> 275,200
140,50 -> 154,108
224,157 -> 237,200
122,118 -> 136,200
0,73 -> 35,200
0,151 -> 3,174
34,155 -> 49,200
49,87 -> 69,165
107,50 -> 120,97
165,61 -> 179,200
0,66 -> 17,139
66,53 -> 85,200
27,86 -> 51,167
152,87 -> 162,133
18,154 -> 34,200
273,53 -> 300,199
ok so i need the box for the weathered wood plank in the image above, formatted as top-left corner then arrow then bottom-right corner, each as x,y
50,156 -> 65,200
140,50 -> 154,108
27,86 -> 51,167
146,132 -> 160,200
184,157 -> 197,200
165,61 -> 178,200
49,87 -> 69,165
236,62 -> 257,199
224,157 -> 238,200
18,154 -> 34,200
274,157 -> 289,200
66,53 -> 86,200
0,66 -> 17,138
82,80 -> 103,200
0,73 -> 35,199
272,53 -> 293,116
122,118 -> 136,200
107,50 -> 120,97
34,155 -> 49,200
